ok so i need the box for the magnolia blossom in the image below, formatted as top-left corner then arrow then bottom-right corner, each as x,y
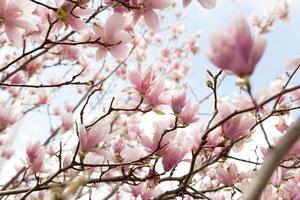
183,0 -> 217,9
208,14 -> 266,77
179,101 -> 199,125
89,13 -> 131,60
131,0 -> 173,32
161,144 -> 186,171
79,123 -> 108,154
0,106 -> 17,132
49,0 -> 92,33
26,142 -> 45,172
216,163 -> 238,186
284,54 -> 300,72
127,67 -> 153,96
171,90 -> 187,114
0,0 -> 38,47
143,78 -> 168,108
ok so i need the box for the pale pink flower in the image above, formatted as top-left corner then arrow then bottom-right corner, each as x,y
208,14 -> 266,77
58,45 -> 80,61
90,13 -> 131,60
122,183 -> 144,198
183,0 -> 217,9
49,0 -> 92,34
26,142 -> 45,173
0,0 -> 38,47
140,120 -> 175,154
171,90 -> 187,114
79,123 -> 108,153
127,67 -> 154,95
275,0 -> 290,22
60,112 -> 74,132
10,72 -> 25,84
219,102 -> 256,140
0,106 -> 17,131
284,54 -> 300,72
143,78 -> 167,107
275,117 -> 288,133
161,144 -> 185,171
131,0 -> 173,32
216,163 -> 238,186
179,101 -> 199,125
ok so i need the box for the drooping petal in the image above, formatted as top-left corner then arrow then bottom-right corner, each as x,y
113,31 -> 131,43
96,47 -> 108,60
110,44 -> 128,59
144,9 -> 159,32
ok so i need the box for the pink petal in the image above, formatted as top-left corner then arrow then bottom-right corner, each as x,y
183,0 -> 192,7
248,37 -> 266,72
110,44 -> 128,59
131,11 -> 142,27
104,13 -> 125,38
127,69 -> 142,89
144,9 -> 159,32
68,17 -> 89,34
146,0 -> 173,9
5,25 -> 23,48
284,55 -> 300,72
96,47 -> 108,60
197,0 -> 217,9
232,14 -> 253,63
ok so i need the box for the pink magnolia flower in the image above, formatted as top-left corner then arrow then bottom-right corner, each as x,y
207,14 -> 266,77
0,106 -> 17,132
131,0 -> 173,32
216,163 -> 238,186
79,123 -> 108,153
0,0 -> 38,47
161,144 -> 186,171
90,13 -> 131,60
140,120 -> 175,154
143,78 -> 168,108
123,183 -> 144,198
127,67 -> 154,96
183,0 -> 217,9
60,112 -> 74,132
49,0 -> 92,34
26,142 -> 45,172
179,101 -> 199,125
218,102 -> 256,140
284,54 -> 300,72
171,90 -> 187,114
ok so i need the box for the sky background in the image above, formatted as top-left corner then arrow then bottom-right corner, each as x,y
1,0 -> 300,188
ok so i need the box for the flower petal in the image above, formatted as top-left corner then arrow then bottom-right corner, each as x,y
144,9 -> 159,32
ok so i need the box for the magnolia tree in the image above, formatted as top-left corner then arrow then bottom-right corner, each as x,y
0,0 -> 300,199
